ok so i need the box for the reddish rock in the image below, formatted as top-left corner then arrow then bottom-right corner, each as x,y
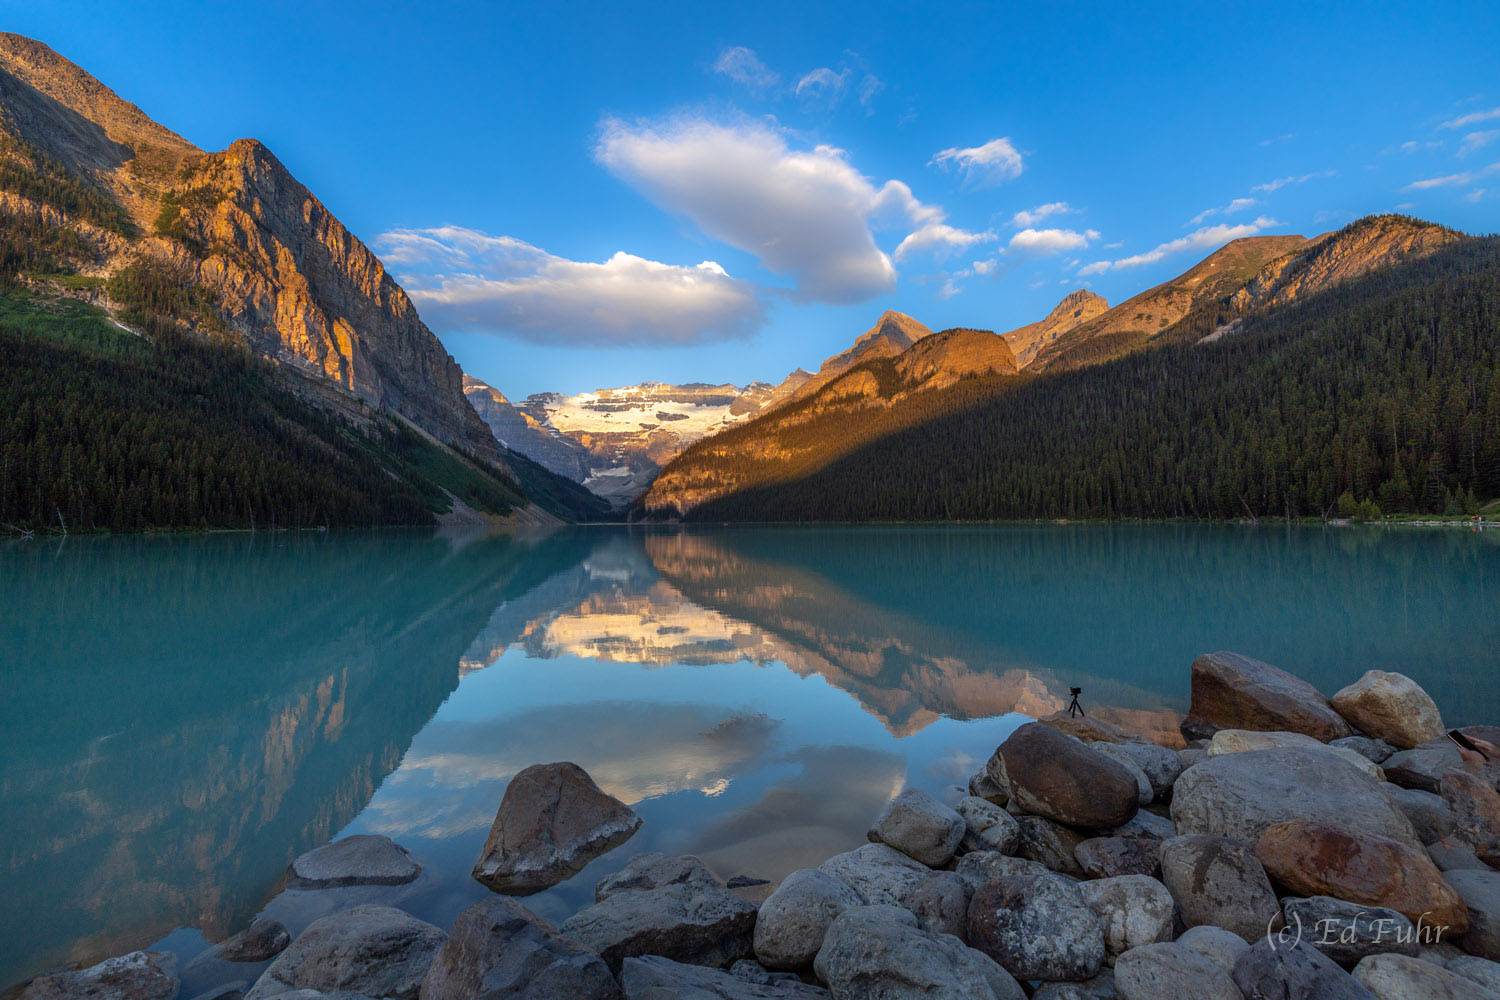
990,722 -> 1139,831
1182,651 -> 1352,742
1254,819 -> 1468,931
1075,836 -> 1161,879
1442,769 -> 1500,866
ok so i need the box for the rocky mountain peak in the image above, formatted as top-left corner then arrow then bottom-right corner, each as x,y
1003,289 -> 1112,369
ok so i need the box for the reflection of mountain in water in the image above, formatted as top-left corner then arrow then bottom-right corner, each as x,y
0,530 -> 589,986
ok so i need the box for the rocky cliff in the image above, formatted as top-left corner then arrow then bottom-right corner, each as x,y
782,310 -> 934,405
1002,289 -> 1109,368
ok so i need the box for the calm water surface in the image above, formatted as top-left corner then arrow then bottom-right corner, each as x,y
2,524 -> 1496,988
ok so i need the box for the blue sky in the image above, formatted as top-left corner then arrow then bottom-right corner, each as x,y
12,1 -> 1500,397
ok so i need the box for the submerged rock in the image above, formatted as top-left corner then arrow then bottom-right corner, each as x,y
472,762 -> 641,896
1330,670 -> 1446,749
247,905 -> 446,1000
288,835 -> 421,890
867,788 -> 964,867
1182,650 -> 1351,741
21,952 -> 179,1000
219,921 -> 293,964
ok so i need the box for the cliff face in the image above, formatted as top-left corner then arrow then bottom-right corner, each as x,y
464,375 -> 593,482
1003,289 -> 1109,368
781,310 -> 934,405
0,32 -> 500,463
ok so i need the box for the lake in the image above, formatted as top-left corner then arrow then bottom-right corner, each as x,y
2,523 -> 1497,989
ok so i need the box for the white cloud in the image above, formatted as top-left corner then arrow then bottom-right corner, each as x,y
1188,197 -> 1257,225
1008,228 -> 1096,254
894,223 -> 994,262
1466,188 -> 1487,203
1460,130 -> 1500,157
795,67 -> 851,107
970,258 -> 1001,276
1078,216 -> 1281,276
1251,170 -> 1336,193
931,137 -> 1024,187
1011,202 -> 1073,227
713,47 -> 779,91
376,227 -> 765,345
857,74 -> 883,114
1440,107 -> 1500,130
596,116 -> 964,302
1403,159 -> 1500,191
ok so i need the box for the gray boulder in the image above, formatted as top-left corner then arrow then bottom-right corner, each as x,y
473,762 -> 641,896
1089,745 -> 1153,804
1074,837 -> 1160,879
969,767 -> 1008,806
288,835 -> 420,890
1231,938 -> 1377,999
220,921 -> 292,964
595,853 -> 720,902
1091,742 -> 1182,801
812,906 -> 1024,1000
1446,867 -> 1500,961
247,906 -> 446,1000
1449,955 -> 1500,992
1334,735 -> 1398,764
21,952 -> 179,1000
1177,748 -> 1209,772
1015,815 -> 1088,877
1106,811 -> 1175,843
1075,875 -> 1174,958
1384,738 -> 1497,794
1182,650 -> 1352,741
1032,972 -> 1120,999
1173,925 -> 1248,975
953,851 -> 1049,893
1113,942 -> 1240,1000
1282,896 -> 1417,966
418,897 -> 619,1000
967,872 -> 1105,982
817,843 -> 931,907
868,788 -> 964,867
899,871 -> 970,940
991,723 -> 1139,830
1427,834 -> 1489,871
1441,768 -> 1500,864
1354,952 -> 1500,999
957,796 -> 1020,855
1158,834 -> 1281,943
1170,747 -> 1418,844
751,869 -> 861,971
619,956 -> 827,998
1385,786 -> 1457,845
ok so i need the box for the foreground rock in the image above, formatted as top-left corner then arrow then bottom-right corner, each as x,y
1174,925 -> 1249,975
1207,728 -> 1385,779
1091,741 -> 1182,800
247,905 -> 446,1000
1282,896 -> 1417,966
1386,786 -> 1457,845
219,921 -> 292,964
752,869 -> 861,971
21,952 -> 179,1000
817,843 -> 931,906
472,762 -> 641,895
1171,747 -> 1417,844
419,896 -> 618,1000
1032,972 -> 1120,999
1441,769 -> 1500,865
956,796 -> 1020,855
1254,818 -> 1468,929
620,956 -> 828,998
1113,941 -> 1241,1000
1447,868 -> 1500,960
1076,875 -> 1174,957
1074,836 -> 1161,879
968,872 -> 1106,981
1354,952 -> 1500,999
1230,938 -> 1377,999
1015,815 -> 1088,877
288,834 -> 421,890
812,906 -> 1024,1000
867,788 -> 964,866
990,722 -> 1139,830
1330,670 -> 1446,749
900,872 -> 971,940
1182,651 -> 1352,741
1158,834 -> 1282,942
1383,738 -> 1499,793
561,855 -> 756,974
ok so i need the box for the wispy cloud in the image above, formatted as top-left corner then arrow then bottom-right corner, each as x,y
1460,130 -> 1500,157
1010,202 -> 1073,227
857,74 -> 883,115
1403,159 -> 1500,191
795,67 -> 851,108
1078,217 -> 1281,276
930,137 -> 1024,187
1259,133 -> 1295,147
1251,170 -> 1336,193
1008,228 -> 1099,254
1188,197 -> 1257,225
712,46 -> 779,92
1440,107 -> 1500,130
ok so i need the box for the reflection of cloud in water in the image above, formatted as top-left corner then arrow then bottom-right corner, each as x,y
359,703 -> 781,839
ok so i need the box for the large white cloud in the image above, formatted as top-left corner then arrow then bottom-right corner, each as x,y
595,116 -> 980,302
1078,217 -> 1281,276
930,137 -> 1024,186
377,227 -> 766,345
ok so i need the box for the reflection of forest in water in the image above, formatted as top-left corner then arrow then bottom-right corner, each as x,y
2,524 -> 1495,987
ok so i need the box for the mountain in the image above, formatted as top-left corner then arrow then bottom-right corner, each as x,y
464,375 -> 593,481
1002,289 -> 1109,368
639,215 -> 1495,521
783,309 -> 934,404
0,32 -> 596,529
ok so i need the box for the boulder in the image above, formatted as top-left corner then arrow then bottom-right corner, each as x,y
1207,729 -> 1385,779
1385,786 -> 1457,845
1231,938 -> 1377,999
751,869 -> 861,971
899,871 -> 971,940
418,897 -> 619,1000
1177,747 -> 1209,771
1170,747 -> 1418,844
1384,738 -> 1499,794
1183,651 -> 1352,741
1075,875 -> 1174,958
1334,735 -> 1398,764
288,834 -> 421,890
1158,834 -> 1282,943
868,788 -> 965,866
619,955 -> 828,999
1015,815 -> 1088,877
1441,769 -> 1500,864
247,906 -> 446,1000
1091,742 -> 1182,800
1038,713 -> 1151,745
1282,896 -> 1418,966
219,921 -> 292,964
1428,835 -> 1489,871
21,952 -> 179,1000
1032,972 -> 1120,999
957,796 -> 1020,855
817,843 -> 932,907
1254,818 -> 1468,929
560,857 -> 757,974
1447,868 -> 1500,960
472,762 -> 641,896
968,767 -> 1009,806
1331,670 -> 1445,749
1106,811 -> 1175,843
991,723 -> 1139,830
1354,952 -> 1500,999
953,851 -> 1049,893
812,906 -> 1024,1000
1448,955 -> 1500,992
1074,837 -> 1161,879
1089,745 -> 1153,804
1112,942 -> 1241,1000
967,872 -> 1105,982
595,853 -> 720,902
1173,925 -> 1248,975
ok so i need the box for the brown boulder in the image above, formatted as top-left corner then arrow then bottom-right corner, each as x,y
1074,836 -> 1161,879
990,722 -> 1139,831
1330,670 -> 1446,749
1442,769 -> 1500,866
1254,818 -> 1468,930
1183,651 -> 1352,742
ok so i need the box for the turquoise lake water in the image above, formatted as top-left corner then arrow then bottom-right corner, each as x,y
1,524 -> 1496,988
